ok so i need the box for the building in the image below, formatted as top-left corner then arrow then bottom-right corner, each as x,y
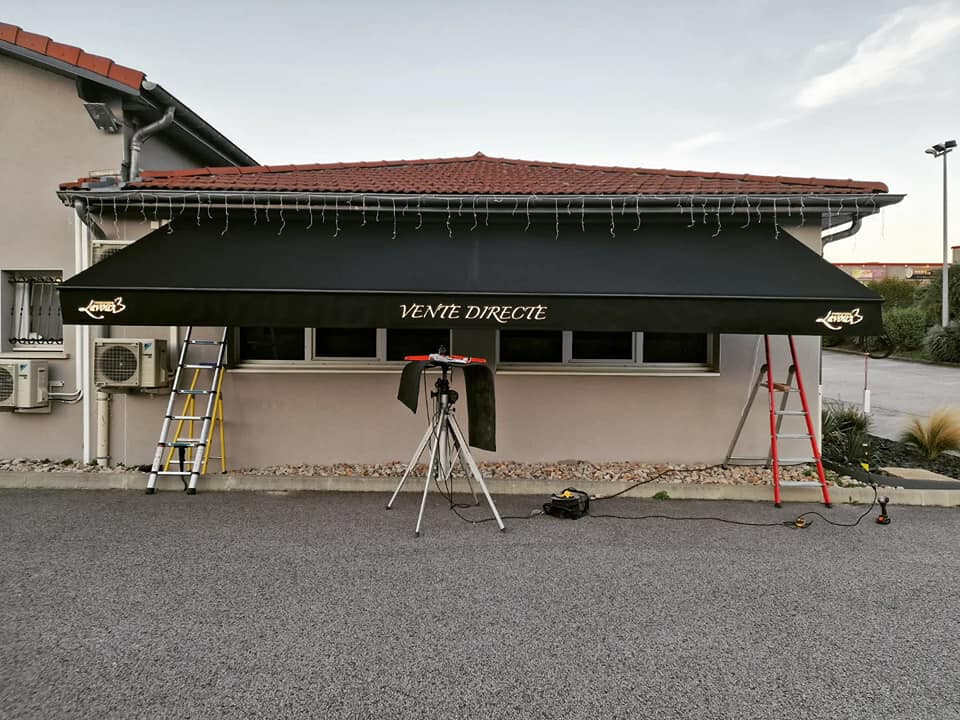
1,23 -> 904,480
835,247 -> 960,283
0,22 -> 254,463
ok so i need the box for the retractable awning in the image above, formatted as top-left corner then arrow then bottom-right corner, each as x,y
59,219 -> 881,336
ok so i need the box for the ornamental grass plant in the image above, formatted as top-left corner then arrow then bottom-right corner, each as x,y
899,407 -> 960,460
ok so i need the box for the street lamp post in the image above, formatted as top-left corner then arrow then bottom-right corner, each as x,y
926,139 -> 956,327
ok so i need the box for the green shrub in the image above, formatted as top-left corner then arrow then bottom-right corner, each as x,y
866,278 -> 919,309
923,322 -> 960,363
883,306 -> 928,351
914,265 -> 960,324
900,408 -> 960,460
821,402 -> 870,465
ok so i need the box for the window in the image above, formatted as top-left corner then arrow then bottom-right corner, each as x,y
236,328 -> 452,363
500,330 -> 563,363
5,272 -> 63,350
641,332 -> 708,364
238,327 -> 304,360
386,329 -> 451,361
314,328 -> 378,359
571,331 -> 633,361
499,330 -> 713,369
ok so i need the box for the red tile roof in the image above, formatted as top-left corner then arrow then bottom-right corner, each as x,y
92,153 -> 888,195
0,22 -> 144,90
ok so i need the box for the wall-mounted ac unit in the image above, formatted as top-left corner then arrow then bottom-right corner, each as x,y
91,240 -> 131,264
94,339 -> 169,390
0,360 -> 49,410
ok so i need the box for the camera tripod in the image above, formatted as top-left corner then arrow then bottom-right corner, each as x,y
386,361 -> 504,536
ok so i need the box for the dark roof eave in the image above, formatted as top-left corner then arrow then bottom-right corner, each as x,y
57,187 -> 905,216
0,40 -> 140,95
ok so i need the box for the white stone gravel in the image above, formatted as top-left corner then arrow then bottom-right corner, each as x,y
1,457 -> 859,487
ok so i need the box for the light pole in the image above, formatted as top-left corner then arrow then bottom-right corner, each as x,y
926,139 -> 956,327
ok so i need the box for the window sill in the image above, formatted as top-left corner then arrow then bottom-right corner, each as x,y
0,351 -> 70,360
496,364 -> 718,377
231,361 -> 718,377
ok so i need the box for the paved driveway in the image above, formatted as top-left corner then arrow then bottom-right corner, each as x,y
2,489 -> 958,719
822,350 -> 960,439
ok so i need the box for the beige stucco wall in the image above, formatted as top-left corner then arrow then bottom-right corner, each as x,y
103,223 -> 824,468
0,56 -> 122,461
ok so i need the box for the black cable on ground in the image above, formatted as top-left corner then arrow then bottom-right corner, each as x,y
445,465 -> 880,530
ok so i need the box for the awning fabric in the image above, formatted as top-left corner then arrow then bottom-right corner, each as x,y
59,218 -> 882,336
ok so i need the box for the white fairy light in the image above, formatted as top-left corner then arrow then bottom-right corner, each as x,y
277,199 -> 286,236
701,199 -> 708,224
634,197 -> 641,231
485,197 -> 491,227
524,196 -> 532,231
580,197 -> 586,232
609,199 -> 616,238
392,198 -> 398,240
206,196 -> 213,220
712,198 -> 722,238
112,197 -> 119,239
306,196 -> 313,230
446,199 -> 453,238
221,196 -> 230,236
416,197 -> 423,230
376,198 -> 381,223
772,199 -> 780,239
196,193 -> 202,226
799,195 -> 806,226
471,197 -> 478,231
264,197 -> 271,223
458,197 -> 463,217
554,199 -> 560,241
333,203 -> 340,238
740,198 -> 751,229
361,195 -> 367,226
687,197 -> 696,228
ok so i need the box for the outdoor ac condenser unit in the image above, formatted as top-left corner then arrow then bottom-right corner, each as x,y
0,360 -> 49,410
94,339 -> 169,390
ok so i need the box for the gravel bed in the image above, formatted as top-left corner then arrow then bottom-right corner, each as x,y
0,458 -> 137,473
1,457 -> 856,486
235,460 -> 833,486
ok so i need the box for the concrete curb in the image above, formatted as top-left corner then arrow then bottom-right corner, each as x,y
1,471 -> 958,507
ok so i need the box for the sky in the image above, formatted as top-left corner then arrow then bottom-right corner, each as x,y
4,0 -> 959,262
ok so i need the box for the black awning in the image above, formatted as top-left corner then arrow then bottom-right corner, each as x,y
59,217 -> 881,336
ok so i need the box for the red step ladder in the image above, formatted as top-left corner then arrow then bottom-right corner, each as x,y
725,335 -> 832,508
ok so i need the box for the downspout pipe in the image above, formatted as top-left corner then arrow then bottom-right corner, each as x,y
822,217 -> 862,245
129,106 -> 175,182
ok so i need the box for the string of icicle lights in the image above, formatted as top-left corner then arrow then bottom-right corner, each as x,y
85,191 -> 882,242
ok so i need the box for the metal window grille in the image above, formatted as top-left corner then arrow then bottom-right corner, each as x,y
8,273 -> 63,347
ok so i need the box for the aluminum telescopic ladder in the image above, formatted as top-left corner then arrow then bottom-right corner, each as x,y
725,335 -> 831,508
146,327 -> 227,494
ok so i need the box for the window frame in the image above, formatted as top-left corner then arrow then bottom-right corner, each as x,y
233,328 -> 718,375
3,270 -> 64,352
237,328 -> 452,367
498,331 -> 717,372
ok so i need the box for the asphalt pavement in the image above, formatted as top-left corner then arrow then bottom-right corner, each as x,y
822,350 -> 960,440
2,489 -> 958,720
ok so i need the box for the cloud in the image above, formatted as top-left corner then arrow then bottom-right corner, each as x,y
795,1 -> 960,109
670,131 -> 727,152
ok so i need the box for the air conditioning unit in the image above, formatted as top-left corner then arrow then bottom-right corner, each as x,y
0,360 -> 49,410
91,240 -> 131,264
94,339 -> 169,390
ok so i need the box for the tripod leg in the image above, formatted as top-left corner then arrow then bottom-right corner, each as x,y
387,422 -> 435,510
448,415 -> 505,531
415,421 -> 443,537
452,439 -> 480,505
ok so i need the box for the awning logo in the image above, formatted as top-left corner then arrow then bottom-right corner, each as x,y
78,297 -> 126,320
816,308 -> 863,331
